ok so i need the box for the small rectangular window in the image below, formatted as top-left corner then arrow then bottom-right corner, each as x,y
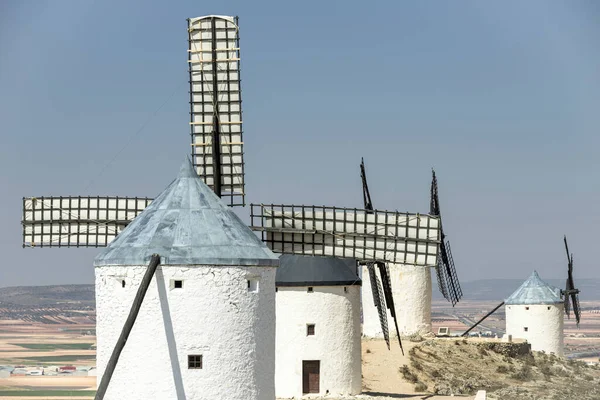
174,280 -> 183,289
344,287 -> 348,293
248,279 -> 259,293
188,355 -> 202,369
547,306 -> 551,310
121,280 -> 126,288
525,307 -> 529,310
307,287 -> 314,293
307,324 -> 315,336
524,327 -> 529,332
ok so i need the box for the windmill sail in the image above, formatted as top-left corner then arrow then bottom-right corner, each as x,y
377,261 -> 404,354
430,170 -> 463,306
22,196 -> 152,247
563,236 -> 581,326
188,16 -> 245,206
360,158 -> 373,211
367,263 -> 390,349
250,204 -> 440,265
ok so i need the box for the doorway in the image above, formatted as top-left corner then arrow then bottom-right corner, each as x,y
302,360 -> 320,394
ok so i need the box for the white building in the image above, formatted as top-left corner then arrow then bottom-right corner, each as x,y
275,254 -> 362,398
94,159 -> 279,400
361,263 -> 432,337
505,271 -> 564,357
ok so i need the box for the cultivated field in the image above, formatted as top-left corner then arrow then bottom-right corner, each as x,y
0,320 -> 96,399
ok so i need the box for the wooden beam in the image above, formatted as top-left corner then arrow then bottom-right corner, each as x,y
94,254 -> 161,400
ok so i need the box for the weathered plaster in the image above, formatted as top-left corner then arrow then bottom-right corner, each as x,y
505,303 -> 564,357
361,263 -> 432,337
95,265 -> 276,400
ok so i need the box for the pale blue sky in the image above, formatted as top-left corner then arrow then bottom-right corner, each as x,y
1,0 -> 599,287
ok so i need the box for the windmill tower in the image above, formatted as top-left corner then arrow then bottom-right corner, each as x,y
275,254 -> 362,397
95,159 -> 278,400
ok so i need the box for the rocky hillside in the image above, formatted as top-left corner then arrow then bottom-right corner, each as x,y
400,338 -> 600,399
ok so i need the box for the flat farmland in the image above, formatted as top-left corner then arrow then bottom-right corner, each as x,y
0,321 -> 95,366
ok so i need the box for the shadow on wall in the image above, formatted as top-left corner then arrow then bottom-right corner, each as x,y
156,269 -> 187,400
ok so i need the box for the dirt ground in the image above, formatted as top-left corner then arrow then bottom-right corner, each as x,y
361,338 -> 474,400
0,376 -> 95,389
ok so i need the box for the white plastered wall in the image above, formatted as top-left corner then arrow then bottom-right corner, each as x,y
95,265 -> 276,400
275,286 -> 361,398
505,303 -> 564,357
361,263 -> 432,337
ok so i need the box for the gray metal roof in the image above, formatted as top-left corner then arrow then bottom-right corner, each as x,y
94,159 -> 279,267
276,254 -> 361,286
505,270 -> 562,305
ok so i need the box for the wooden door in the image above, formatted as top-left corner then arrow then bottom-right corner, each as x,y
302,360 -> 320,394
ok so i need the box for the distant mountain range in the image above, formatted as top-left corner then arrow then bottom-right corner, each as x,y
432,278 -> 600,302
0,277 -> 598,308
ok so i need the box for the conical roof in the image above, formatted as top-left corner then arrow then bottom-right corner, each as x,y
276,254 -> 360,286
505,271 -> 562,305
94,159 -> 279,267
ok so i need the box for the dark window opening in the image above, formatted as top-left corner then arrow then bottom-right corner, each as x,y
547,306 -> 551,310
307,287 -> 314,293
174,280 -> 183,289
275,287 -> 278,292
121,280 -> 125,288
307,324 -> 315,336
524,327 -> 529,332
188,355 -> 203,369
248,279 -> 259,293
344,287 -> 348,293
525,307 -> 529,310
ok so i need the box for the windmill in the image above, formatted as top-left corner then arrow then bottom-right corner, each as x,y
22,16 -> 244,248
19,15 -> 247,400
462,237 -> 582,347
562,235 -> 581,326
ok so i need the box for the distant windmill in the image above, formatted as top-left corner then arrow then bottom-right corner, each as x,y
462,236 -> 582,357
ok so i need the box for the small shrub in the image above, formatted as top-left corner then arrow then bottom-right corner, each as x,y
414,381 -> 427,392
430,369 -> 442,378
511,364 -> 533,381
412,360 -> 423,371
540,365 -> 553,376
496,365 -> 509,374
400,365 -> 418,383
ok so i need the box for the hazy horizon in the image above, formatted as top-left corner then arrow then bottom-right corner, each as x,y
1,1 -> 599,287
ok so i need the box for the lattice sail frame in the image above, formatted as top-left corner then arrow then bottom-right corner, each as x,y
188,16 -> 245,206
22,197 -> 151,247
250,204 -> 441,265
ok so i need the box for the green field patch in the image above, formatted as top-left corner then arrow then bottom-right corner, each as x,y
12,343 -> 94,351
0,390 -> 96,396
18,355 -> 95,362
